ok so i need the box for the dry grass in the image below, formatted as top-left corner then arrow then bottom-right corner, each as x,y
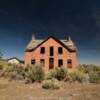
0,60 -> 100,100
0,78 -> 100,100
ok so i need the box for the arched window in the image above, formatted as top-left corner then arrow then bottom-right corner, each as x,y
67,59 -> 72,68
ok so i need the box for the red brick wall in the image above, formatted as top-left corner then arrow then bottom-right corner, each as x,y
25,38 -> 77,72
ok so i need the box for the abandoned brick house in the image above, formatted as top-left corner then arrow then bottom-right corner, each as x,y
25,35 -> 77,72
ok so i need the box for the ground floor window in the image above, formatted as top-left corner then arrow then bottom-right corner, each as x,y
40,59 -> 45,67
67,59 -> 72,68
31,59 -> 35,65
58,59 -> 63,67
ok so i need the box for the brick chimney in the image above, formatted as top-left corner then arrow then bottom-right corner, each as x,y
66,36 -> 74,48
32,35 -> 36,41
67,36 -> 72,41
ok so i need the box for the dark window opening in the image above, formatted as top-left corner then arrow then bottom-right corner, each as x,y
50,46 -> 54,56
58,47 -> 63,54
40,47 -> 45,54
58,59 -> 63,67
49,58 -> 54,69
67,59 -> 72,68
31,59 -> 35,65
40,59 -> 45,67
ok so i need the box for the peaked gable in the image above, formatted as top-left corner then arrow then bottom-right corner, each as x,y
25,36 -> 76,52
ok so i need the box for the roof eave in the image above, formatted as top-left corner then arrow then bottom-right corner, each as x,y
25,36 -> 77,52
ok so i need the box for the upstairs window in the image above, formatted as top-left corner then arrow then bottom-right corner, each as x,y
40,47 -> 45,54
58,47 -> 63,54
31,59 -> 35,65
58,59 -> 63,67
67,59 -> 72,68
50,46 -> 54,56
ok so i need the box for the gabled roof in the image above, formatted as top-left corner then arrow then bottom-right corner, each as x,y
25,36 -> 77,52
7,57 -> 24,63
7,57 -> 20,61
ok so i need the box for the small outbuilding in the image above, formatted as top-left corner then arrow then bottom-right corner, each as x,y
7,57 -> 23,64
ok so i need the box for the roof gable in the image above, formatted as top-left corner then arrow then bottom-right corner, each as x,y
25,36 -> 76,52
7,57 -> 24,63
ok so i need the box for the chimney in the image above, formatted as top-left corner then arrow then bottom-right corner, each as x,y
67,36 -> 72,41
32,35 -> 36,41
66,36 -> 74,48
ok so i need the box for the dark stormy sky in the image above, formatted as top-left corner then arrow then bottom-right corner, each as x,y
0,0 -> 100,65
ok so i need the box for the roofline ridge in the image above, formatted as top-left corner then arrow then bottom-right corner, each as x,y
25,36 -> 76,52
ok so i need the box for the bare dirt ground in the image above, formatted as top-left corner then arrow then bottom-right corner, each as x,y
0,78 -> 100,100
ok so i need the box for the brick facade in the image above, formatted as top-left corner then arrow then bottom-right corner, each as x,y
25,36 -> 77,72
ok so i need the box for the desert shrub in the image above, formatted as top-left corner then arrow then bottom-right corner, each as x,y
44,72 -> 52,80
0,65 -> 3,70
69,71 -> 78,81
25,65 -> 45,83
77,74 -> 89,83
69,70 -> 89,83
77,64 -> 100,74
89,72 -> 100,83
42,79 -> 60,89
2,65 -> 15,78
50,67 -> 67,81
0,64 -> 45,82
8,71 -> 24,81
77,64 -> 100,83
49,69 -> 56,79
98,72 -> 100,77
8,63 -> 13,66
1,64 -> 25,80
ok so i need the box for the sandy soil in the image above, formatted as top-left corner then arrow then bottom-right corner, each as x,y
0,78 -> 100,100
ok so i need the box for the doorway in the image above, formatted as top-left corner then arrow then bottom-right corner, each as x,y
49,58 -> 54,69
